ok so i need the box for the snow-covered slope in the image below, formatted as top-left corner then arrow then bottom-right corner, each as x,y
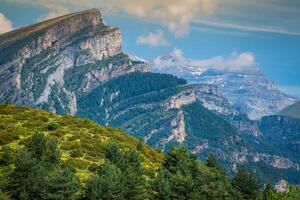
152,49 -> 296,120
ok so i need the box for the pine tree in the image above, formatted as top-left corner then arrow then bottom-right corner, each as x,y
86,162 -> 123,200
206,153 -> 218,168
0,145 -> 12,166
104,141 -> 122,165
86,142 -> 148,200
152,169 -> 172,200
6,150 -> 37,199
232,166 -> 260,200
42,167 -> 80,200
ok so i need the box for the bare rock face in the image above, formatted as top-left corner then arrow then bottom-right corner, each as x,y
275,180 -> 289,193
0,9 -> 148,115
166,89 -> 196,109
193,84 -> 240,116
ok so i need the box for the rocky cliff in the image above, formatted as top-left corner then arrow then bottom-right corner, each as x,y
0,9 -> 148,114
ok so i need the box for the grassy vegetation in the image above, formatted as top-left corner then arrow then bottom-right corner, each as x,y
0,103 -> 163,182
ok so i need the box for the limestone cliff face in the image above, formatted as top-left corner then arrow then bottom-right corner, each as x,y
0,9 -> 148,114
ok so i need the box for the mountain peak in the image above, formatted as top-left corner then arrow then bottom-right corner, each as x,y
0,8 -> 104,48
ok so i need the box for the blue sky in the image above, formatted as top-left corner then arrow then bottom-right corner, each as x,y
0,0 -> 300,97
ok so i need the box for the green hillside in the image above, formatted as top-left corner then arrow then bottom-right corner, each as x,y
279,101 -> 300,119
0,103 -> 162,181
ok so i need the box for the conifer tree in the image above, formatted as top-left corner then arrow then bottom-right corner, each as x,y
232,166 -> 260,200
206,153 -> 218,168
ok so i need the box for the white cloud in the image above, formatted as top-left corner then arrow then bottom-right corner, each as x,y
101,0 -> 216,37
153,48 -> 258,74
137,30 -> 170,47
5,0 -> 300,37
194,20 -> 300,36
0,13 -> 13,34
194,51 -> 257,72
4,0 -> 216,37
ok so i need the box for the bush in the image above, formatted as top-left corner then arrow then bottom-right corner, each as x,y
45,121 -> 60,131
70,146 -> 83,158
0,146 -> 12,166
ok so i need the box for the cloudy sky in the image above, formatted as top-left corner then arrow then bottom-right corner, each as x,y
0,0 -> 300,97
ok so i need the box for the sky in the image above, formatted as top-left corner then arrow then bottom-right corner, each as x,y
0,0 -> 300,97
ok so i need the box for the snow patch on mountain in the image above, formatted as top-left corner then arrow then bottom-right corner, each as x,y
151,49 -> 296,119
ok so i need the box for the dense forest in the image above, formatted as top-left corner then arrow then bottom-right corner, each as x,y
0,104 -> 299,199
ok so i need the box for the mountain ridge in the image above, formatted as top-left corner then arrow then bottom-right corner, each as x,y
0,9 -> 101,47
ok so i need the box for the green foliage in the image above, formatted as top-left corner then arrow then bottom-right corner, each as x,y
85,162 -> 123,200
5,133 -> 80,200
256,184 -> 300,200
232,166 -> 260,200
27,132 -> 60,163
0,189 -> 10,200
0,103 -> 163,181
183,102 -> 237,142
0,146 -> 13,166
153,147 -> 241,200
85,141 -> 148,200
206,153 -> 218,168
45,121 -> 60,131
151,169 -> 172,200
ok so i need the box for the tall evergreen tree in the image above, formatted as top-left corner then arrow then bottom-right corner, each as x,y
86,141 -> 148,200
206,153 -> 218,168
0,146 -> 12,166
232,166 -> 260,200
86,162 -> 123,200
154,147 -> 240,200
151,169 -> 172,200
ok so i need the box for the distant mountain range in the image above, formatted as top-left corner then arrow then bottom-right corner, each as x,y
152,49 -> 297,120
0,9 -> 299,184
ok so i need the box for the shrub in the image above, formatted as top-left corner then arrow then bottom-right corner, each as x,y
45,121 -> 60,131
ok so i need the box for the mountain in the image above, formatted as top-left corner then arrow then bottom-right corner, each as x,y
0,9 -> 241,166
279,101 -> 300,119
152,49 -> 297,120
0,9 -> 299,184
0,9 -> 149,113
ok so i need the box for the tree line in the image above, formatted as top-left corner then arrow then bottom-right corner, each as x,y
0,133 -> 299,199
